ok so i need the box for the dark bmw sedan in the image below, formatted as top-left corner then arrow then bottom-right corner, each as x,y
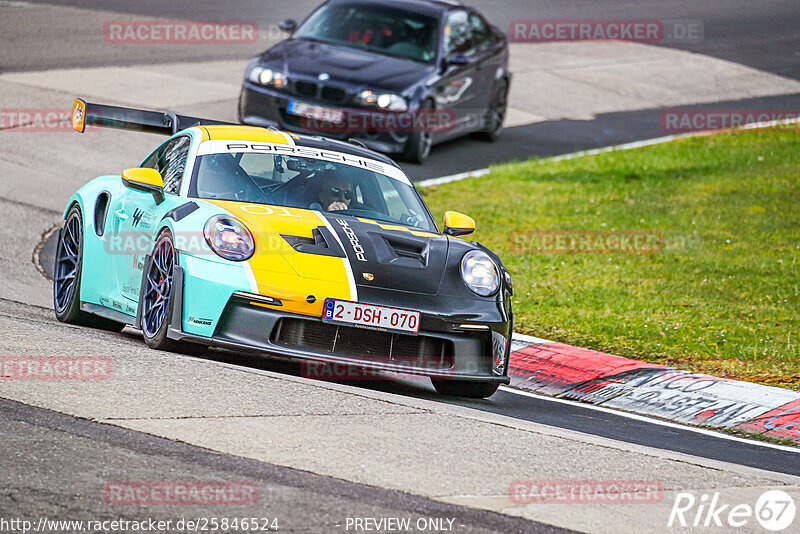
238,0 -> 510,163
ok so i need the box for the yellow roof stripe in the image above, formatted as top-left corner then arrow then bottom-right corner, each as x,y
201,125 -> 291,144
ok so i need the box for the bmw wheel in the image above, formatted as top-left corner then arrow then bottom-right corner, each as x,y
54,205 -> 125,331
402,100 -> 434,164
474,79 -> 508,142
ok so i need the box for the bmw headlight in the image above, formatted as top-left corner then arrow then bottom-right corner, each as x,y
204,215 -> 255,261
357,90 -> 408,112
460,250 -> 499,296
248,67 -> 288,88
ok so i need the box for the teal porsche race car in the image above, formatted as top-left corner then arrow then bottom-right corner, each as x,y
54,98 -> 513,398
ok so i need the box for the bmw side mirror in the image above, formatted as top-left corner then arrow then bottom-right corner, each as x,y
279,19 -> 297,34
448,53 -> 471,66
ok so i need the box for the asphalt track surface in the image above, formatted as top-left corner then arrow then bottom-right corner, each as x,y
3,1 -> 800,532
105,345 -> 800,478
1,398 -> 565,534
11,0 -> 800,77
5,0 -> 800,180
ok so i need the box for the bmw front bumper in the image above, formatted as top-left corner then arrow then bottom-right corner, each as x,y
238,82 -> 409,155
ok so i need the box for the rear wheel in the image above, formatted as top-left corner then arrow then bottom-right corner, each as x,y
401,100 -> 434,164
431,379 -> 500,399
53,205 -> 125,331
473,78 -> 508,142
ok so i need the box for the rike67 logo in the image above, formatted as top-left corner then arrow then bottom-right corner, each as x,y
669,490 -> 796,531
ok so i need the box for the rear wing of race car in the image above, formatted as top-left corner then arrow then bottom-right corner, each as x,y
71,98 -> 236,135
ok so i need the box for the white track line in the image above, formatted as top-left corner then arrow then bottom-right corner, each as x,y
416,116 -> 800,188
512,332 -> 553,345
499,386 -> 800,454
421,119 -> 800,450
416,168 -> 491,187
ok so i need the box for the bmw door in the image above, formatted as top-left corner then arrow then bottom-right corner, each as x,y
433,9 -> 492,141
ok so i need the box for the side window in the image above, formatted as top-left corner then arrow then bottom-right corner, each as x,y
444,10 -> 473,58
139,136 -> 190,195
141,148 -> 159,170
469,13 -> 493,52
159,136 -> 191,195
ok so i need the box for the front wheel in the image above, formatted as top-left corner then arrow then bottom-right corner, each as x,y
401,100 -> 434,164
431,379 -> 500,399
141,230 -> 182,351
140,230 -> 207,354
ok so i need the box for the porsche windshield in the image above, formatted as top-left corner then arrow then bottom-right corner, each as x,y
188,150 -> 437,232
293,3 -> 439,63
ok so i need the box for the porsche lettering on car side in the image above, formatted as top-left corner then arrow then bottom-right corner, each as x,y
54,98 -> 512,398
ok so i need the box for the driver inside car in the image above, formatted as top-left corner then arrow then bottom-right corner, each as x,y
309,173 -> 354,212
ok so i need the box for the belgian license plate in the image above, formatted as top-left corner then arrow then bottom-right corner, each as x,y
323,299 -> 420,334
287,100 -> 344,123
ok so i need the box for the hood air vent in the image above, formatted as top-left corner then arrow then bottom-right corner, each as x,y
281,227 -> 345,258
370,232 -> 429,268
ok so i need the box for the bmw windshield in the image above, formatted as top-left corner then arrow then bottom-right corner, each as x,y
293,3 -> 439,63
188,143 -> 437,232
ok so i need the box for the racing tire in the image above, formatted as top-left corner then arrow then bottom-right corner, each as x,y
401,99 -> 434,164
141,230 -> 183,351
140,230 -> 207,354
53,205 -> 125,332
431,379 -> 500,399
473,78 -> 508,142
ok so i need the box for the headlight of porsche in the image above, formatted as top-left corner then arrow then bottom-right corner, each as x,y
356,90 -> 408,112
204,216 -> 255,261
248,66 -> 288,88
460,250 -> 499,296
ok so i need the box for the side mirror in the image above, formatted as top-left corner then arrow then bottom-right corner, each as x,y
443,211 -> 475,237
122,168 -> 165,204
447,53 -> 471,66
279,19 -> 297,34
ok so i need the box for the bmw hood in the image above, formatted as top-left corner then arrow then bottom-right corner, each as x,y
259,39 -> 435,94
